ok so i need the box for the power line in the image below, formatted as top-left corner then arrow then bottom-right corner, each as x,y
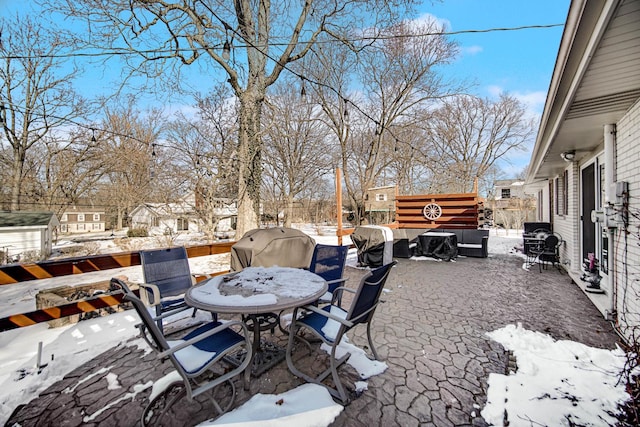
0,18 -> 560,160
0,23 -> 563,60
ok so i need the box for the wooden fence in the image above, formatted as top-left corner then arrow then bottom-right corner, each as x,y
394,193 -> 483,229
0,242 -> 234,332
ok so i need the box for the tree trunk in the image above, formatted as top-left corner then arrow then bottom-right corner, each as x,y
235,92 -> 264,237
10,146 -> 26,211
117,207 -> 124,230
284,194 -> 293,228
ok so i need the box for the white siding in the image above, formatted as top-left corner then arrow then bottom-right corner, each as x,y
0,229 -> 42,259
614,99 -> 640,339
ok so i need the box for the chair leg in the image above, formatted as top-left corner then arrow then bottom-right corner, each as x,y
366,321 -> 380,361
285,323 -> 351,404
141,381 -> 185,427
206,378 -> 236,415
330,344 -> 350,403
155,306 -> 163,333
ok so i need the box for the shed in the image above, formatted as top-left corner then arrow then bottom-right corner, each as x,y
0,211 -> 60,263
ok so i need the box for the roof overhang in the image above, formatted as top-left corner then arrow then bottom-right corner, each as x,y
527,0 -> 640,182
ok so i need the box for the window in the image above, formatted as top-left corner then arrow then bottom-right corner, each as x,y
78,223 -> 85,231
375,193 -> 387,202
78,213 -> 85,222
92,223 -> 101,230
555,176 -> 561,215
555,172 -> 569,216
177,218 -> 189,231
501,188 -> 511,199
61,214 -> 68,222
563,170 -> 569,216
93,213 -> 100,221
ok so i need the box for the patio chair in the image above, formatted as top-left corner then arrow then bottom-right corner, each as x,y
285,261 -> 397,403
277,244 -> 350,335
529,233 -> 562,272
309,244 -> 350,305
111,278 -> 252,426
139,247 -> 214,332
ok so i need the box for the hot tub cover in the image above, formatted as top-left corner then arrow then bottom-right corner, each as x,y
230,227 -> 316,271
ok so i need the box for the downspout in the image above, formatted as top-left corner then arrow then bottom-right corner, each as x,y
604,123 -> 616,322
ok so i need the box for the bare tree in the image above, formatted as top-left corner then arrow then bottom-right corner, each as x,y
343,19 -> 458,221
426,94 -> 536,193
0,15 -> 86,210
95,101 -> 166,229
165,86 -> 239,239
262,80 -> 333,227
31,129 -> 106,216
43,0 -> 415,236
302,41 -> 354,222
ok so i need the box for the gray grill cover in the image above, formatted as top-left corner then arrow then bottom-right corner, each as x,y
230,227 -> 316,271
351,225 -> 393,267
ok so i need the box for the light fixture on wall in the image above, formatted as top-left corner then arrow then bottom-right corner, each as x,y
560,150 -> 576,162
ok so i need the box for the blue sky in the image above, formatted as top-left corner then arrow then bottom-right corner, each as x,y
1,0 -> 571,176
423,0 -> 571,175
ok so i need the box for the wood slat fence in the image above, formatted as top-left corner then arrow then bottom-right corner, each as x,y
0,242 -> 234,332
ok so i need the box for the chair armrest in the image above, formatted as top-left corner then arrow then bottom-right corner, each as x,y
330,285 -> 355,306
152,304 -> 192,321
331,286 -> 355,295
158,319 -> 249,358
325,278 -> 348,287
190,273 -> 213,285
139,283 -> 161,307
301,304 -> 354,328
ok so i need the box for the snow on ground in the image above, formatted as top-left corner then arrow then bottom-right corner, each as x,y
0,226 -> 631,425
482,324 -> 628,426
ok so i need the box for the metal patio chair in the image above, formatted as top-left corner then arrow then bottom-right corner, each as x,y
139,247 -> 214,332
529,233 -> 562,272
278,244 -> 350,335
309,244 -> 350,305
111,278 -> 252,426
285,261 -> 397,403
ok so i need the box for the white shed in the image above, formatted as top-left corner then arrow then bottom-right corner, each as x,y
0,211 -> 60,263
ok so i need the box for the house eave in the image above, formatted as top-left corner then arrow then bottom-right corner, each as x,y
527,0 -> 640,182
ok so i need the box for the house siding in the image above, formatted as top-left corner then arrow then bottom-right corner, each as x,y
615,99 -> 640,338
554,163 -> 582,273
60,210 -> 105,234
0,226 -> 55,262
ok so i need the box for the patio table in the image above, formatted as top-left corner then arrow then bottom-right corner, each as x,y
185,266 -> 327,376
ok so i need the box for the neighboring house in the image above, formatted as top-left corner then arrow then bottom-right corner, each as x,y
0,211 -> 60,263
490,179 -> 536,228
526,0 -> 640,339
130,202 -> 200,234
59,207 -> 106,234
365,185 -> 396,224
130,198 -> 237,235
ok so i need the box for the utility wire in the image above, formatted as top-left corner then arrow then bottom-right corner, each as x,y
1,20 -> 563,155
0,23 -> 563,60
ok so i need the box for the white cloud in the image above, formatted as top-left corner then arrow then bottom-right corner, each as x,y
462,45 -> 483,55
409,12 -> 451,31
486,86 -> 546,118
513,91 -> 547,113
487,85 -> 504,98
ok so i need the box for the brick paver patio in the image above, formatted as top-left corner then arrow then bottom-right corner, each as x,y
6,253 -> 620,426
